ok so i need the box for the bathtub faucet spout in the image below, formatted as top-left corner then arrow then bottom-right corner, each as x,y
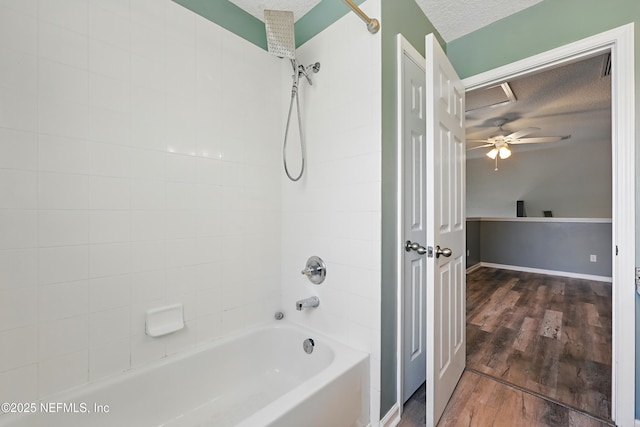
296,296 -> 320,311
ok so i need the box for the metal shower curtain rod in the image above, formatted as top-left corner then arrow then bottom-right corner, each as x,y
342,0 -> 380,34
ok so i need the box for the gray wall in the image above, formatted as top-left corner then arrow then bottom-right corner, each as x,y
466,219 -> 481,268
467,139 -> 612,218
478,220 -> 612,277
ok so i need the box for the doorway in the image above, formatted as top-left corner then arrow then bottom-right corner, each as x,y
463,50 -> 613,420
461,24 -> 635,425
394,24 -> 634,427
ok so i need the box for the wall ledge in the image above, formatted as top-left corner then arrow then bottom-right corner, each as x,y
466,217 -> 612,223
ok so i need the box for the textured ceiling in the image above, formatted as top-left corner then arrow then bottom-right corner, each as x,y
227,0 -> 543,42
466,53 -> 612,159
414,0 -> 543,42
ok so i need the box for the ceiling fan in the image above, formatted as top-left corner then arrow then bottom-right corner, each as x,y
467,118 -> 570,170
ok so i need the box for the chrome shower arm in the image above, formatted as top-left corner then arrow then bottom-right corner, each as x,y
342,0 -> 380,34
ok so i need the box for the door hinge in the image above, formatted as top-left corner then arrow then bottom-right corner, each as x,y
615,245 -> 618,256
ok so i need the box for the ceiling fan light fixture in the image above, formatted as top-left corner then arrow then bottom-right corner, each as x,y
486,148 -> 499,159
499,145 -> 512,159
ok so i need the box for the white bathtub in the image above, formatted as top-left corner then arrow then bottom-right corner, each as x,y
0,322 -> 369,427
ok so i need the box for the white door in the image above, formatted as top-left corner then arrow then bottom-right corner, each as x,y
424,33 -> 466,427
402,49 -> 427,403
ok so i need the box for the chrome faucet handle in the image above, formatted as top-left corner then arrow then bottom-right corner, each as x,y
301,256 -> 326,285
301,266 -> 318,276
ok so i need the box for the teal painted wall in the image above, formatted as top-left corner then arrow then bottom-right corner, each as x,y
447,0 -> 640,418
172,0 -> 267,49
379,0 -> 443,417
173,0 -> 367,50
295,0 -> 366,46
448,0 -> 640,79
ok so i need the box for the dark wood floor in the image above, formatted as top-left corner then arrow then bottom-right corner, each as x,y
399,372 -> 612,427
466,267 -> 612,420
399,267 -> 613,426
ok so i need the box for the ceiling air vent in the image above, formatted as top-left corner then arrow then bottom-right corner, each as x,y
601,52 -> 611,77
465,82 -> 516,114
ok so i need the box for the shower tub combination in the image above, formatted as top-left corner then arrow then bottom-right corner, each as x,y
0,323 -> 369,427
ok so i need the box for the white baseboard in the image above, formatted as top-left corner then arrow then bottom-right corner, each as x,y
466,263 -> 482,274
478,262 -> 612,283
380,403 -> 400,427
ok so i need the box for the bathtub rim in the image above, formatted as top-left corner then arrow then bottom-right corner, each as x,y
0,320 -> 369,426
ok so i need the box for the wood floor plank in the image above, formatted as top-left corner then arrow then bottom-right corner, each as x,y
468,286 -> 511,327
513,316 -> 537,352
539,309 -> 563,339
485,327 -> 519,370
561,326 -> 586,361
583,302 -> 603,327
591,330 -> 612,365
502,350 -> 530,386
491,385 -> 525,425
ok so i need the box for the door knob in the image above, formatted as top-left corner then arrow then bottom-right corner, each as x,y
405,240 -> 427,255
435,245 -> 452,258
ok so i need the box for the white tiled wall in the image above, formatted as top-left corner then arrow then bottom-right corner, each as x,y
0,0 -> 283,401
279,0 -> 383,423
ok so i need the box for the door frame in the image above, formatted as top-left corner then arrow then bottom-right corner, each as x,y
393,24 -> 635,426
395,34 -> 427,414
462,24 -> 635,426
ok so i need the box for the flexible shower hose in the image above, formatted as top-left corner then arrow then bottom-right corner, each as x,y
283,63 -> 306,182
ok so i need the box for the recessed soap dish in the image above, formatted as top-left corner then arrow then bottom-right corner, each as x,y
145,304 -> 184,337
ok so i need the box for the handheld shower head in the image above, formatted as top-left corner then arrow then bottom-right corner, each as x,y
297,62 -> 321,86
298,64 -> 313,86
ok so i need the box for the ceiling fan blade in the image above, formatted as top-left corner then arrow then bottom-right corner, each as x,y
466,139 -> 490,144
466,144 -> 493,151
505,127 -> 540,140
509,135 -> 570,144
